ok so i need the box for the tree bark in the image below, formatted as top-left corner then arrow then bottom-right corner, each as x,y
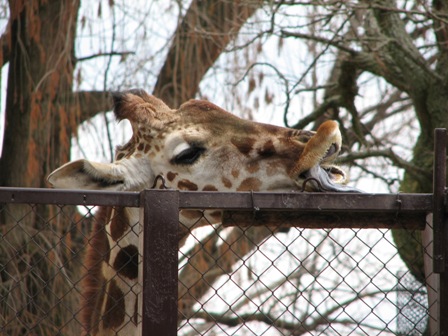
0,2 -> 81,334
369,0 -> 448,285
0,0 -> 80,189
153,0 -> 262,107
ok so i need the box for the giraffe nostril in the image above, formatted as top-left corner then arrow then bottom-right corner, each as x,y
323,143 -> 339,159
298,172 -> 308,180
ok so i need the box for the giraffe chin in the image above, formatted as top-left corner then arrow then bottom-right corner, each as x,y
299,165 -> 363,193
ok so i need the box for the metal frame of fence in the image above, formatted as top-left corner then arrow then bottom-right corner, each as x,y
0,128 -> 447,335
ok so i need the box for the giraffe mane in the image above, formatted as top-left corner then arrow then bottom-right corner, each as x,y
79,207 -> 112,335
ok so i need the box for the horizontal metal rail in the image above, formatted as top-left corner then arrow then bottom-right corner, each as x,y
0,188 -> 434,231
178,191 -> 433,212
0,187 -> 434,213
0,187 -> 141,207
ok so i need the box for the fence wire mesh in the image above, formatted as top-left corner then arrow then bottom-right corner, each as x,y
0,203 -> 90,335
396,271 -> 428,335
178,211 -> 434,336
0,193 -> 437,336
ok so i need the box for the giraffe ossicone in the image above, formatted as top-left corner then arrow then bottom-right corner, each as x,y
48,89 -> 360,336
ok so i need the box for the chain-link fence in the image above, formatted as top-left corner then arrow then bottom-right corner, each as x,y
0,188 -> 439,336
0,202 -> 90,335
177,209 -> 432,335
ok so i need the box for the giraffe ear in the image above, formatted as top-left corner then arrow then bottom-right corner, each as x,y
47,159 -> 125,190
112,89 -> 176,131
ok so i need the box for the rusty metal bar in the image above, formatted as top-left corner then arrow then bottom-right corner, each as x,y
433,128 -> 447,272
222,211 -> 426,230
139,190 -> 178,336
0,187 -> 140,207
178,191 -> 432,213
0,187 -> 432,215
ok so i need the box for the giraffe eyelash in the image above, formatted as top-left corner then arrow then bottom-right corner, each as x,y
171,146 -> 206,165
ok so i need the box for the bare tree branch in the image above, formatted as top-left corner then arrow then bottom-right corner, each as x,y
338,149 -> 432,185
76,51 -> 134,63
153,0 -> 263,107
178,225 -> 277,320
292,95 -> 340,130
351,161 -> 400,190
192,288 -> 397,335
280,30 -> 357,55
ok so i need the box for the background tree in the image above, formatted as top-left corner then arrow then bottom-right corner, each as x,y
0,0 -> 444,335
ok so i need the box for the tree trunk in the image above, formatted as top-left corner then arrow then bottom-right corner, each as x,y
0,3 -> 80,333
396,81 -> 448,285
0,0 -> 79,225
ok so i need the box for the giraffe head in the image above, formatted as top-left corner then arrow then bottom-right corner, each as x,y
48,89 -> 358,193
47,89 -> 359,335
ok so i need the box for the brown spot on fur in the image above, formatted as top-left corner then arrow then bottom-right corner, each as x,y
262,123 -> 285,134
246,161 -> 260,173
178,179 -> 198,190
144,144 -> 151,153
203,185 -> 218,191
231,137 -> 256,156
231,169 -> 239,178
125,148 -> 135,158
155,145 -> 160,152
116,140 -> 136,160
102,279 -> 125,329
116,153 -> 125,160
109,207 -> 129,242
143,134 -> 153,142
113,244 -> 139,279
208,210 -> 222,221
258,139 -> 276,157
167,171 -> 178,182
222,177 -> 232,188
237,177 -> 262,191
181,210 -> 203,220
137,143 -> 144,151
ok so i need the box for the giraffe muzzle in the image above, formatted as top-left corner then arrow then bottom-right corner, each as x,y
299,165 -> 363,193
290,120 -> 362,193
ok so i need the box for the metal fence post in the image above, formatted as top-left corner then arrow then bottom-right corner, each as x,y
433,128 -> 447,335
139,189 -> 179,336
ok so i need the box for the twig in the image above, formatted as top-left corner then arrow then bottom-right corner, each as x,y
76,51 -> 135,63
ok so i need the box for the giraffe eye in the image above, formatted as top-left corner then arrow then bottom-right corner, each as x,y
171,146 -> 205,165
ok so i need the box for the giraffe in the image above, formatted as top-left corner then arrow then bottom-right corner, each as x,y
47,89 -> 360,335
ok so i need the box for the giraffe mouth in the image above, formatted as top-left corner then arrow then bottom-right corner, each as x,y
297,143 -> 362,193
299,165 -> 362,192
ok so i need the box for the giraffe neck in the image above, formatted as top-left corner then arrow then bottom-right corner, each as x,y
81,206 -> 141,336
81,205 -> 221,336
